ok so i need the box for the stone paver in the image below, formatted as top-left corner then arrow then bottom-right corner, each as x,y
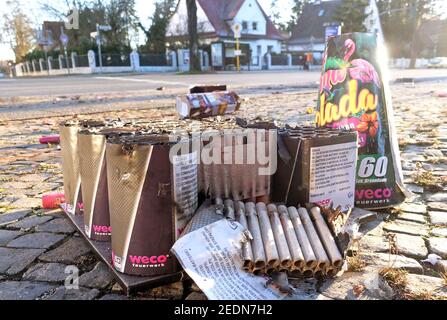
405,274 -> 447,299
0,247 -> 45,275
79,262 -> 114,290
0,229 -> 23,246
393,233 -> 428,259
383,221 -> 429,237
428,237 -> 447,259
318,269 -> 393,300
427,193 -> 447,202
0,281 -> 55,300
427,202 -> 447,212
7,215 -> 53,230
399,203 -> 427,214
11,197 -> 42,209
429,211 -> 447,226
146,282 -> 184,300
0,209 -> 30,226
185,292 -> 208,300
41,287 -> 100,300
35,218 -> 76,234
361,252 -> 423,274
396,212 -> 426,224
431,228 -> 447,237
7,232 -> 65,249
22,263 -> 69,283
39,237 -> 91,264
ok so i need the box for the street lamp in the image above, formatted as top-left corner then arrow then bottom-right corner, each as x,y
95,24 -> 112,74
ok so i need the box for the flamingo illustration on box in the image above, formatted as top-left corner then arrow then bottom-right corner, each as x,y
343,39 -> 381,87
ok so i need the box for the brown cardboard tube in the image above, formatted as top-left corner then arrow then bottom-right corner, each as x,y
310,207 -> 344,268
313,269 -> 324,279
287,207 -> 317,269
267,204 -> 292,269
325,266 -> 338,278
224,199 -> 235,220
235,201 -> 254,270
302,268 -> 314,278
297,207 -> 330,269
278,205 -> 305,269
245,202 -> 266,270
256,202 -> 280,268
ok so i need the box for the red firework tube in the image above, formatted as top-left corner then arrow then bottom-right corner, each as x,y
40,135 -> 61,144
42,194 -> 65,209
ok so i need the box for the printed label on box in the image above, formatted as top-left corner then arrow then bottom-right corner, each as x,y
309,141 -> 357,211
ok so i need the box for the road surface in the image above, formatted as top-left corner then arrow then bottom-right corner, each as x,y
1,69 -> 446,98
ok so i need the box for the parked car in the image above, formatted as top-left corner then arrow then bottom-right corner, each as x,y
427,57 -> 447,68
0,73 -> 5,78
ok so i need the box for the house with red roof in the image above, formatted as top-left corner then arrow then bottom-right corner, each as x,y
166,0 -> 285,70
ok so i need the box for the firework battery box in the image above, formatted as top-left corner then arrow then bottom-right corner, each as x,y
60,120 -> 107,215
176,91 -> 241,119
273,127 -> 358,212
199,128 -> 275,203
317,33 -> 407,209
78,126 -> 137,241
106,134 -> 198,276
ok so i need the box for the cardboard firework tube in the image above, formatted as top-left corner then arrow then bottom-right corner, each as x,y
59,122 -> 82,214
288,207 -> 317,269
235,201 -> 254,270
267,204 -> 292,269
245,202 -> 266,271
278,205 -> 305,269
107,134 -> 186,276
78,131 -> 110,241
301,267 -> 314,278
256,202 -> 280,268
310,207 -> 344,268
297,207 -> 330,269
325,266 -> 338,277
215,197 -> 224,215
224,199 -> 235,220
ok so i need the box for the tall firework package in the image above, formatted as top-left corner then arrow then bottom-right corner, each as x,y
78,127 -> 135,242
316,33 -> 407,209
59,121 -> 84,215
107,135 -> 198,276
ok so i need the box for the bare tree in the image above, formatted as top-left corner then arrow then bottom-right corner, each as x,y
186,0 -> 200,72
2,0 -> 35,62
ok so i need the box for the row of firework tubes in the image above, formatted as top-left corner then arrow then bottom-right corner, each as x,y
218,199 -> 344,278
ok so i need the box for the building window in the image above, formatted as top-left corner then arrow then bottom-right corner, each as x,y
267,45 -> 273,53
242,21 -> 248,31
318,9 -> 325,17
252,22 -> 258,30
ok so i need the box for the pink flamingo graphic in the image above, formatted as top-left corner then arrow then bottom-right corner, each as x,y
344,39 -> 381,87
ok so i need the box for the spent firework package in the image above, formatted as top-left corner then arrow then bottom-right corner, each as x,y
106,134 -> 198,276
316,33 -> 406,209
78,126 -> 136,241
273,127 -> 358,212
176,91 -> 241,119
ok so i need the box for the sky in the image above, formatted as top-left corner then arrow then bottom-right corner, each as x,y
0,0 -> 446,61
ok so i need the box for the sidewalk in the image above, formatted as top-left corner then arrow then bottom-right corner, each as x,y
0,82 -> 446,300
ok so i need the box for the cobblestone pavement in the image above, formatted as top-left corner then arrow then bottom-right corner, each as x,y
0,81 -> 446,300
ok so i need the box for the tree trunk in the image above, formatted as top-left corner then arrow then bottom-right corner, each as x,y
186,0 -> 201,72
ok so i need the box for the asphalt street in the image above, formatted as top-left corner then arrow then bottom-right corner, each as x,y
1,69 -> 446,98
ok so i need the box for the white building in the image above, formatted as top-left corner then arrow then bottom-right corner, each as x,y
166,0 -> 285,70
